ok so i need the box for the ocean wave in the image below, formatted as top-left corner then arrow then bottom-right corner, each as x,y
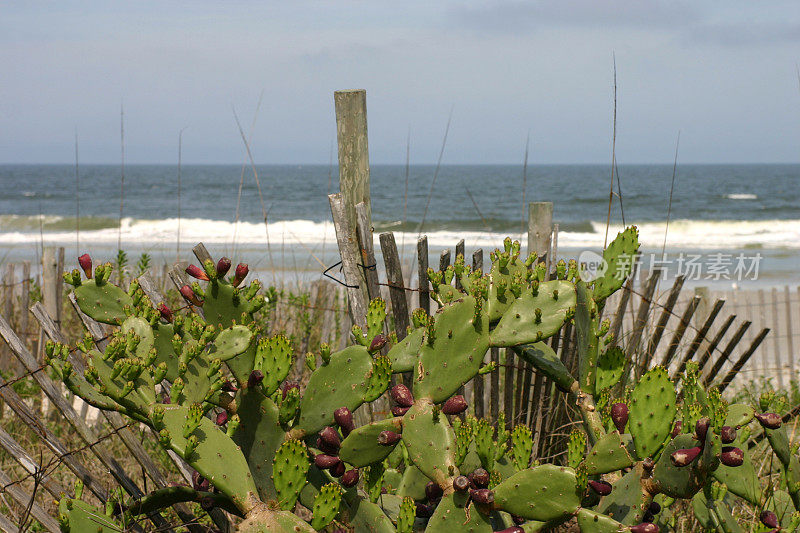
725,193 -> 758,200
1,216 -> 799,251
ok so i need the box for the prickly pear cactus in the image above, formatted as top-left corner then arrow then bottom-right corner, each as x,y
53,230 -> 785,532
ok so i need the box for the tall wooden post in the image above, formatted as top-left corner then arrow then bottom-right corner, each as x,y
528,202 -> 553,261
335,89 -> 372,314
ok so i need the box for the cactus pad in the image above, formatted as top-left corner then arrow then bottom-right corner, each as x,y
628,366 -> 676,459
272,439 -> 310,511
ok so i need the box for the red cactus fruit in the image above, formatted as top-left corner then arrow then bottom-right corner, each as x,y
179,285 -> 203,306
377,430 -> 401,446
425,481 -> 443,501
247,369 -> 264,389
760,510 -> 779,528
755,412 -> 782,429
78,254 -> 93,278
314,454 -> 340,470
670,446 -> 702,467
695,417 -> 710,442
630,524 -> 659,533
471,468 -> 490,488
341,469 -> 359,487
215,411 -> 228,426
442,395 -> 468,415
390,384 -> 414,407
369,334 -> 387,353
334,407 -> 355,436
330,460 -> 346,478
453,475 -> 470,492
611,403 -> 628,433
671,420 -> 683,438
158,303 -> 173,323
720,446 -> 744,467
588,479 -> 613,496
319,427 -> 341,450
233,263 -> 249,287
391,406 -> 410,417
216,257 -> 232,277
720,425 -> 737,444
185,264 -> 210,281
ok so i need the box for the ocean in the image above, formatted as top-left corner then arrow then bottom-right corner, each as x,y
1,163 -> 798,287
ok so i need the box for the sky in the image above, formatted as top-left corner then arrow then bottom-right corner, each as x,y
1,1 -> 799,164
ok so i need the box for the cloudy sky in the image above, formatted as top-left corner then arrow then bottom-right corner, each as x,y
1,1 -> 799,164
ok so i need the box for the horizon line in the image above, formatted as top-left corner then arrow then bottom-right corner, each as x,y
2,160 -> 800,166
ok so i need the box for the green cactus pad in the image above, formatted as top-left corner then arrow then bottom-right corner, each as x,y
363,355 -> 392,402
254,334 -> 293,396
310,483 -> 342,530
339,417 -> 404,468
397,496 -> 415,533
297,345 -> 373,434
386,327 -> 424,373
272,439 -> 310,511
237,508 -> 316,533
596,464 -> 649,525
203,279 -> 262,328
490,280 -> 575,347
58,497 -> 123,532
713,445 -> 760,505
231,388 -> 284,501
425,492 -> 494,533
485,253 -> 527,322
567,430 -> 587,469
513,342 -> 576,392
511,425 -> 533,471
414,296 -> 490,403
652,433 -> 706,499
160,404 -> 257,512
493,464 -> 582,522
628,366 -> 676,459
576,508 -> 626,533
397,465 -> 429,500
595,346 -> 625,392
74,278 -> 132,325
583,431 -> 636,475
765,426 -> 800,510
366,298 -> 387,341
344,494 -> 398,533
592,226 -> 639,302
210,325 -> 253,361
575,281 -> 600,394
724,403 -> 754,428
402,400 -> 458,487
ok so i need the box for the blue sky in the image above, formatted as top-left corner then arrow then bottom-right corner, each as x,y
1,1 -> 799,164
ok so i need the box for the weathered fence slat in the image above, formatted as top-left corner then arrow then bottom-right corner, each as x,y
662,295 -> 701,371
703,320 -> 752,387
643,275 -> 686,368
329,193 -> 368,329
417,237 -> 430,315
718,328 -> 770,392
355,203 -> 381,302
0,424 -> 66,500
629,270 -> 661,378
676,298 -> 726,376
0,466 -> 61,532
0,315 -> 141,499
697,314 -> 737,373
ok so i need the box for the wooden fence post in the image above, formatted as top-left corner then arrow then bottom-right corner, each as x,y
525,202 -> 552,430
335,89 -> 372,310
417,237 -> 430,315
